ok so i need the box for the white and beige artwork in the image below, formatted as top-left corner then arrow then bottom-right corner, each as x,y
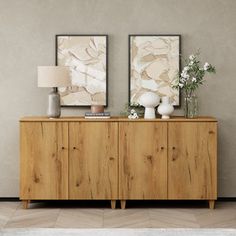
57,35 -> 107,106
130,35 -> 180,105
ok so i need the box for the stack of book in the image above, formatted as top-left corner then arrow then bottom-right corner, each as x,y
85,112 -> 111,119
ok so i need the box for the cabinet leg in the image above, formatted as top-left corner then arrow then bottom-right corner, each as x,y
209,200 -> 215,209
111,200 -> 116,209
22,200 -> 30,209
121,200 -> 126,209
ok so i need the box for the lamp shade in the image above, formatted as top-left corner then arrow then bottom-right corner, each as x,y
38,66 -> 71,87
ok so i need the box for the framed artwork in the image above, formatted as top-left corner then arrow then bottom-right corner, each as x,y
56,35 -> 108,107
129,35 -> 181,106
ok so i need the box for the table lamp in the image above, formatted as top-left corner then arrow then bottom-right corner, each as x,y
38,66 -> 70,118
139,92 -> 160,119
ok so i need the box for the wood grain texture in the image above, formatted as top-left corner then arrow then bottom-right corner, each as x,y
168,122 -> 217,200
209,200 -> 215,209
69,122 -> 118,200
111,200 -> 116,209
119,122 -> 167,200
20,116 -> 217,122
20,122 -> 68,200
120,200 -> 126,209
22,200 -> 30,209
20,118 -> 217,206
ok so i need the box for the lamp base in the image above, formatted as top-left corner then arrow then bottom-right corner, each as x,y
144,107 -> 156,119
47,88 -> 61,118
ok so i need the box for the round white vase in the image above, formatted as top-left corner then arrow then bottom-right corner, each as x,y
139,92 -> 160,119
158,96 -> 174,119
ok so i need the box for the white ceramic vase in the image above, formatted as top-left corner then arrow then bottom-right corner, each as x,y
158,96 -> 174,119
139,92 -> 160,119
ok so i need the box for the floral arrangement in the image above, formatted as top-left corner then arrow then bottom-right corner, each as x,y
120,103 -> 144,118
128,109 -> 139,119
174,53 -> 216,97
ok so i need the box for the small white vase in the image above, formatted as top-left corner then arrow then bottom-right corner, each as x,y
139,92 -> 160,119
158,96 -> 174,119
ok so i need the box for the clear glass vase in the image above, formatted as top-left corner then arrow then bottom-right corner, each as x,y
184,94 -> 198,118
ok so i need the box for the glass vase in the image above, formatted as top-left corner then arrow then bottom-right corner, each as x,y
184,94 -> 198,118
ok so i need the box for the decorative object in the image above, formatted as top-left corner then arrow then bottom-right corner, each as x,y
128,109 -> 139,119
20,116 -> 217,209
56,35 -> 108,107
38,66 -> 70,118
91,105 -> 104,113
85,111 -> 110,119
120,103 -> 144,118
184,94 -> 198,119
129,35 -> 181,106
173,52 -> 216,118
158,96 -> 174,119
139,92 -> 160,119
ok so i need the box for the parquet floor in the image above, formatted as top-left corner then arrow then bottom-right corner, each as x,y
1,201 -> 236,228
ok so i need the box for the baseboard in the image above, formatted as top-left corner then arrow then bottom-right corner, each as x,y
0,197 -> 235,202
0,197 -> 20,201
218,197 -> 236,201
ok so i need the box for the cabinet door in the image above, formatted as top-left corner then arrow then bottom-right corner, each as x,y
119,122 -> 167,199
69,122 -> 118,199
20,122 -> 68,199
168,122 -> 217,199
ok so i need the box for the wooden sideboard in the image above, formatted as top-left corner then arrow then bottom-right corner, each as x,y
20,116 -> 217,209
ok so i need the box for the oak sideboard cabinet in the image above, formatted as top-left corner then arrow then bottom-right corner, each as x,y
20,117 -> 217,209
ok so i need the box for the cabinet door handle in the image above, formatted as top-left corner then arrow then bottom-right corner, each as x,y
172,146 -> 176,150
61,147 -> 65,150
161,147 -> 164,150
73,147 -> 76,150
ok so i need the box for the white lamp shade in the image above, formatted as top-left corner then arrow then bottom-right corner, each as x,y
38,66 -> 71,87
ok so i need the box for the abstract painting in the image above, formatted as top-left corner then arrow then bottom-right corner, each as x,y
56,35 -> 108,106
129,35 -> 181,106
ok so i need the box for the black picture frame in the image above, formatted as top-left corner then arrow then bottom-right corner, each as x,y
56,34 -> 108,107
128,34 -> 181,107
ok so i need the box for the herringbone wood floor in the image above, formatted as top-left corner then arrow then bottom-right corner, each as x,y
1,201 -> 236,228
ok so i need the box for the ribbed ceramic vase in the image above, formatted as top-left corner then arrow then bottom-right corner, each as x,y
157,96 -> 174,119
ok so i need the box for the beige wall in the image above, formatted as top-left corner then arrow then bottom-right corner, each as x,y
0,0 -> 235,197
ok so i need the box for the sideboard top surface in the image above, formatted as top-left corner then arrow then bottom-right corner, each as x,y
20,116 -> 217,122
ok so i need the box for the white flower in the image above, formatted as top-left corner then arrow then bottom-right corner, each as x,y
192,77 -> 197,82
183,66 -> 189,71
189,61 -> 194,66
204,62 -> 210,71
180,78 -> 186,83
189,54 -> 196,61
128,111 -> 139,119
130,109 -> 136,114
184,74 -> 190,79
179,83 -> 184,88
181,71 -> 189,79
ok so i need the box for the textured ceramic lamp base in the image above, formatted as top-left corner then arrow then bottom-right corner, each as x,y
161,115 -> 170,119
144,107 -> 156,119
47,88 -> 61,118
